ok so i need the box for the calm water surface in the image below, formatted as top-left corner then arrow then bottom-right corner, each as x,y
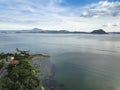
0,33 -> 120,90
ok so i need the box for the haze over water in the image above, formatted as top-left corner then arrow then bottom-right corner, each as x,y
0,33 -> 120,90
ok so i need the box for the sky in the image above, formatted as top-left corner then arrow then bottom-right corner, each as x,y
0,0 -> 120,32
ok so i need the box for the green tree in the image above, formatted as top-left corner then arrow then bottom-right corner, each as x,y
0,50 -> 43,90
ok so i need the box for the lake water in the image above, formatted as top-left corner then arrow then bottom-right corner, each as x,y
0,33 -> 120,90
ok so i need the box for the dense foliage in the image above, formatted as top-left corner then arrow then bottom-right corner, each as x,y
0,49 -> 45,90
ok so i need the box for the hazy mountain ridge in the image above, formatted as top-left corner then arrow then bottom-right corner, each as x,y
0,28 -> 120,34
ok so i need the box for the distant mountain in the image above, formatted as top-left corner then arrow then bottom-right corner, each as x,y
16,28 -> 70,33
1,28 -> 120,34
31,28 -> 43,32
91,29 -> 108,34
16,28 -> 44,33
0,30 -> 17,33
44,30 -> 70,33
108,32 -> 120,34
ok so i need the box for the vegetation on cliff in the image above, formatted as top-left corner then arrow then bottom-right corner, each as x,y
0,48 -> 49,90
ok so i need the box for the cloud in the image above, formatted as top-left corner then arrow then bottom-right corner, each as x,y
0,0 -> 74,30
102,23 -> 119,27
0,0 -> 68,24
81,1 -> 120,18
0,0 -> 120,32
112,24 -> 118,27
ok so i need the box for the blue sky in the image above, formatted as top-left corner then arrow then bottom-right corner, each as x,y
0,0 -> 120,31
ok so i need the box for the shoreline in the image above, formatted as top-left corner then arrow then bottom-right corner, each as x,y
0,49 -> 66,90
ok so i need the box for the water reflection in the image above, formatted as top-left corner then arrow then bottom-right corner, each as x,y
0,33 -> 120,90
53,52 -> 120,90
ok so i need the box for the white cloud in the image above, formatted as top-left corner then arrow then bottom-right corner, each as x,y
103,23 -> 119,27
81,1 -> 120,17
0,0 -> 120,32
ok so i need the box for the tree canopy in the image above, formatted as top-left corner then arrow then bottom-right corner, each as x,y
0,49 -> 46,90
